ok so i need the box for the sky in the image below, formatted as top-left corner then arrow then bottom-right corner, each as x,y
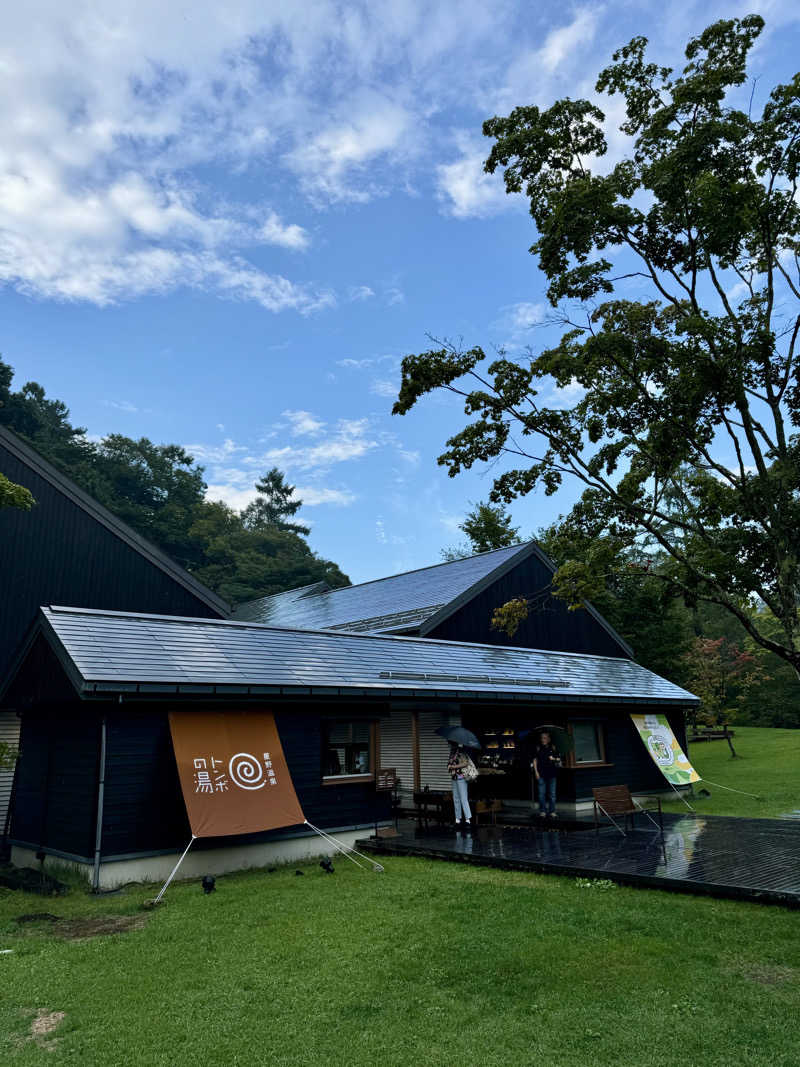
2,1 -> 799,584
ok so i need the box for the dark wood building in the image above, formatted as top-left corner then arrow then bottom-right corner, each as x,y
0,427 -> 227,832
2,606 -> 697,888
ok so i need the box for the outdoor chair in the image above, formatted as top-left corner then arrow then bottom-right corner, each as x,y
592,785 -> 663,837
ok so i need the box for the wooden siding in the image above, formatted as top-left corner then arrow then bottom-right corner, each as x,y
12,702 -> 393,860
429,551 -> 630,658
11,709 -> 100,859
0,438 -> 223,685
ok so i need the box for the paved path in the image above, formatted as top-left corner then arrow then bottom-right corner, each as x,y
362,813 -> 800,906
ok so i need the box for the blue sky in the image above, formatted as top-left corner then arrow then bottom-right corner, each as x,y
2,1 -> 798,583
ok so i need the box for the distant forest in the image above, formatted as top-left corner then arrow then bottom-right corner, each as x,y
0,359 -> 349,605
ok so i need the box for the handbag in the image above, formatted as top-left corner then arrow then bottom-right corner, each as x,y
462,755 -> 479,782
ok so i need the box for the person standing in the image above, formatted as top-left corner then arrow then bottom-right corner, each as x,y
533,731 -> 561,818
448,744 -> 473,829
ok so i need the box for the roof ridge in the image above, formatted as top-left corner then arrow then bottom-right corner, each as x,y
42,604 -> 641,667
291,541 -> 534,599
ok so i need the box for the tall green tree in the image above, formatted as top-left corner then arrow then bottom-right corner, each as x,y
441,500 -> 520,560
394,16 -> 800,677
242,468 -> 310,535
190,499 -> 348,604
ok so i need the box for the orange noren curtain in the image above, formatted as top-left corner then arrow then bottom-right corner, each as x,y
168,710 -> 306,838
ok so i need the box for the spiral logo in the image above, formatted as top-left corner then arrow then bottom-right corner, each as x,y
229,752 -> 266,790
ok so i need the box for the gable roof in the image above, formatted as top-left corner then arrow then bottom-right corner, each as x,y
26,605 -> 696,705
0,426 -> 229,618
232,540 -> 633,657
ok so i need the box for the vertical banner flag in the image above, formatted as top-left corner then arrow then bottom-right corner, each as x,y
630,713 -> 700,787
169,711 -> 305,838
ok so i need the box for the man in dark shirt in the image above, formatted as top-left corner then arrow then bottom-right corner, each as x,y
533,731 -> 561,818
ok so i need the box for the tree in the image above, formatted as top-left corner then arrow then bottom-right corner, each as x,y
0,359 -> 350,602
441,500 -> 520,560
241,468 -> 310,535
189,500 -> 348,605
0,472 -> 34,510
681,636 -> 766,728
394,16 -> 800,677
89,435 -> 209,570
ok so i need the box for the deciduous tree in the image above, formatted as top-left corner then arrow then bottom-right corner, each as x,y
394,16 -> 800,676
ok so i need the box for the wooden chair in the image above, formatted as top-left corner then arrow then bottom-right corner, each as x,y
592,785 -> 663,836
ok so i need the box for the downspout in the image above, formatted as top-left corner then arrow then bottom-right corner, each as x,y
91,716 -> 107,893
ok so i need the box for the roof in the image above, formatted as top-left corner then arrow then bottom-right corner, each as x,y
0,426 -> 229,618
232,540 -> 634,658
29,605 -> 697,705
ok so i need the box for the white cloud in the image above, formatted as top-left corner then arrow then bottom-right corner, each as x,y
281,410 -> 325,436
336,357 -> 374,369
385,286 -> 405,306
436,132 -> 510,219
260,212 -> 311,251
348,285 -> 375,302
537,8 -> 599,75
295,486 -> 356,506
546,378 -> 586,409
370,378 -> 399,398
494,300 -> 547,349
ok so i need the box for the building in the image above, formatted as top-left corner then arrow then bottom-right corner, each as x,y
2,606 -> 696,888
1,428 -> 698,886
0,427 -> 227,835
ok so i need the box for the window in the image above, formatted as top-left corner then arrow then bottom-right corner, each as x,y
322,721 -> 373,780
571,721 -> 605,764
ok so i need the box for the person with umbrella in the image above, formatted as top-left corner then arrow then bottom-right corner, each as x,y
533,730 -> 562,818
436,726 -> 480,830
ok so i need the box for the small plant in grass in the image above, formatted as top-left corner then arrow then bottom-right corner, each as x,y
575,877 -> 616,891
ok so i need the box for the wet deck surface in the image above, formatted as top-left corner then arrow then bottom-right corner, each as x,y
361,813 -> 800,906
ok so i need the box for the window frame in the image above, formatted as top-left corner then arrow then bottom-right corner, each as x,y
565,720 -> 611,769
321,720 -> 377,785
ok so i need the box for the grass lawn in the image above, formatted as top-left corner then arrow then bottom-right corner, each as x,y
661,726 -> 800,819
2,852 -> 799,1066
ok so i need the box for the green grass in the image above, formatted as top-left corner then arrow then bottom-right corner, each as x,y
661,726 -> 800,819
2,853 -> 799,1066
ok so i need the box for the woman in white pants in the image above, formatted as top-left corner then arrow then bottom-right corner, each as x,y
448,744 -> 472,829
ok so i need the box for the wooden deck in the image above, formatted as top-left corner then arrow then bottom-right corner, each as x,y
360,813 -> 800,907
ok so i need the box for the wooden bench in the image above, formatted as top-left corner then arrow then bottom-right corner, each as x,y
689,726 -> 737,756
592,785 -> 663,836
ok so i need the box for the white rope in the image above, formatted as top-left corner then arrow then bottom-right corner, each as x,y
698,777 -> 761,800
304,820 -> 384,873
154,835 -> 197,903
668,781 -> 696,812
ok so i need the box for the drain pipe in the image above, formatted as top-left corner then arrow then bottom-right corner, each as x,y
91,716 -> 108,893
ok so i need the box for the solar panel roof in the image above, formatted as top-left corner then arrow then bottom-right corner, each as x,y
35,605 -> 697,705
233,542 -> 536,633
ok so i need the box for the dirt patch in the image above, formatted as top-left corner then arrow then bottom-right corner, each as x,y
734,962 -> 797,986
14,912 -> 148,941
56,914 -> 148,941
21,1009 -> 66,1052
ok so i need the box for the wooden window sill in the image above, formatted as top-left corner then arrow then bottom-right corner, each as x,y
322,775 -> 374,786
567,762 -> 615,770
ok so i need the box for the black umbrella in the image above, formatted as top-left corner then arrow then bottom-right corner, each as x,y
520,724 -> 574,757
435,725 -> 481,750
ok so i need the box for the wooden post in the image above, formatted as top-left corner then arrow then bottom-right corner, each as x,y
411,710 -> 420,792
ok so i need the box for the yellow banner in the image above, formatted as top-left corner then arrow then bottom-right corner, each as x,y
631,713 -> 700,787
